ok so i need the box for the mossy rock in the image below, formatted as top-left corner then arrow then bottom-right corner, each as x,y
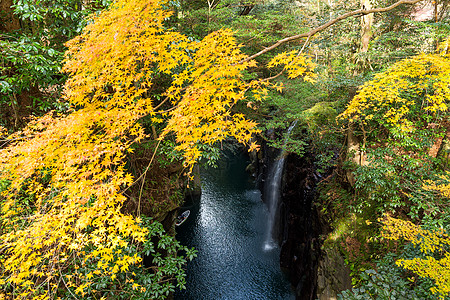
301,101 -> 338,128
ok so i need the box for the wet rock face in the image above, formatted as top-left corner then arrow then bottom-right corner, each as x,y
252,141 -> 350,300
279,154 -> 322,300
252,140 -> 328,300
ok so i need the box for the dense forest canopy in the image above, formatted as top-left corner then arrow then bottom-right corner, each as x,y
1,0 -> 450,299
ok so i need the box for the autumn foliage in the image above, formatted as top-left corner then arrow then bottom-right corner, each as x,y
337,37 -> 450,298
0,0 -> 318,298
339,43 -> 450,133
382,216 -> 450,299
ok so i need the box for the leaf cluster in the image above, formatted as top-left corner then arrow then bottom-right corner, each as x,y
381,216 -> 450,299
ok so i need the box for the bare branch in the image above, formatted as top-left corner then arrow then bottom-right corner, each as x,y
243,0 -> 425,62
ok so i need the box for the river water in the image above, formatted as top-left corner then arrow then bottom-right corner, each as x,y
174,152 -> 295,300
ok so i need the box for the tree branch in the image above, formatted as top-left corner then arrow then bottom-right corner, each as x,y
243,0 -> 425,62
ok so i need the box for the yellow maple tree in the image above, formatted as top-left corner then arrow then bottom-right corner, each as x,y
339,40 -> 450,133
0,0 -> 317,298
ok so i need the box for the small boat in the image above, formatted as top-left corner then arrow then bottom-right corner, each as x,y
176,210 -> 190,226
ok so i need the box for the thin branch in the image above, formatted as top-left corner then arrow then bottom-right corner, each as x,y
0,136 -> 30,148
299,35 -> 312,54
155,105 -> 178,114
153,87 -> 187,112
59,267 -> 79,300
137,138 -> 162,216
120,139 -> 161,196
243,0 -> 425,62
153,96 -> 170,111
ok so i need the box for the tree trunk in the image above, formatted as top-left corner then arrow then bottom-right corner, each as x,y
240,5 -> 255,15
360,0 -> 373,53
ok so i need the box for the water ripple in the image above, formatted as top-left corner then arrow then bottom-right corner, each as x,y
175,153 -> 294,300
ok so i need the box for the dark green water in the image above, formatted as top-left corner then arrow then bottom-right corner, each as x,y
175,152 -> 295,300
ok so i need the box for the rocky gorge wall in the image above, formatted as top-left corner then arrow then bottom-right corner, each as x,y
279,153 -> 321,299
252,142 -> 351,300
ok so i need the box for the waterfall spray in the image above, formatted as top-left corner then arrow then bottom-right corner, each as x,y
263,121 -> 297,251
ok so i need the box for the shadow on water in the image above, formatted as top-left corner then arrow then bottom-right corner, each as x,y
175,151 -> 295,300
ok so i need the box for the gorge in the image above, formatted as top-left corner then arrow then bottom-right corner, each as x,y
173,131 -> 338,300
174,151 -> 295,299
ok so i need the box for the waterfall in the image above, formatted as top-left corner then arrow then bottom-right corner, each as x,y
263,121 -> 297,251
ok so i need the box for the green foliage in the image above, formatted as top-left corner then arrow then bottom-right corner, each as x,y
353,147 -> 450,230
231,11 -> 308,55
381,216 -> 450,298
247,79 -> 324,154
301,100 -> 342,171
365,16 -> 450,72
302,101 -> 338,127
338,253 -> 435,300
0,0 -> 110,128
0,35 -> 64,114
177,0 -> 308,65
12,0 -> 111,46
